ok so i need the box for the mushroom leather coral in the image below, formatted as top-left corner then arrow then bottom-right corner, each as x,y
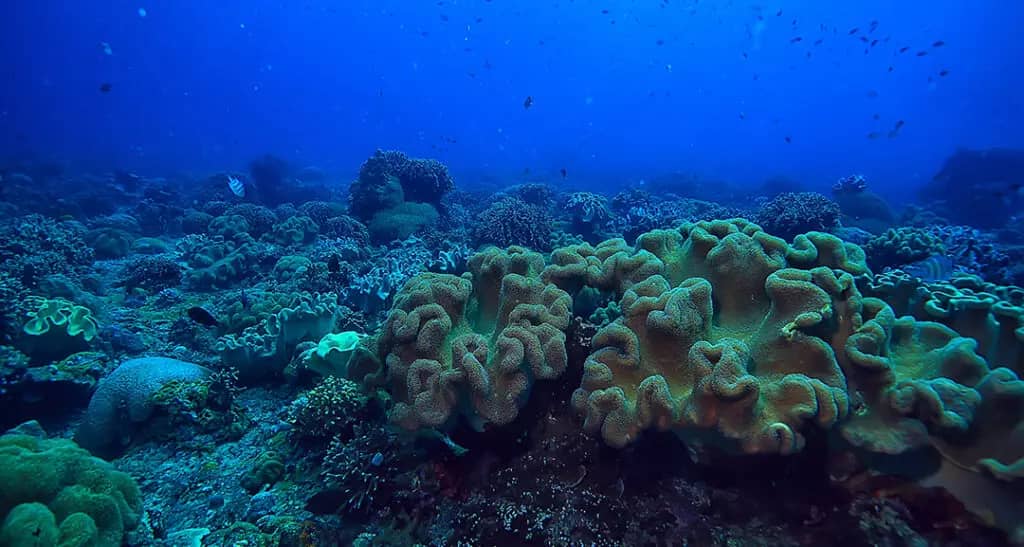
573,267 -> 855,453
372,246 -> 572,430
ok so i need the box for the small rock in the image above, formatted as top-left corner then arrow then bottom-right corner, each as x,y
245,491 -> 277,522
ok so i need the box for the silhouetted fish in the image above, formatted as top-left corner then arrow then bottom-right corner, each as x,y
523,96 -> 533,109
99,83 -> 112,93
900,256 -> 953,282
187,307 -> 219,328
327,255 -> 341,273
560,168 -> 568,179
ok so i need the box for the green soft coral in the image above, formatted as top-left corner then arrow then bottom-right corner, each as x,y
363,246 -> 571,430
19,298 -> 99,363
0,433 -> 141,547
217,292 -> 339,382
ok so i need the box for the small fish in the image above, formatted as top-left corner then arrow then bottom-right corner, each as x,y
784,136 -> 792,144
915,51 -> 928,57
523,96 -> 533,109
867,132 -> 881,139
932,40 -> 945,47
439,14 -> 449,21
738,112 -> 746,120
789,36 -> 802,43
813,39 -> 823,46
327,255 -> 341,273
872,113 -> 880,120
870,39 -> 878,47
848,27 -> 859,35
656,39 -> 665,46
776,9 -> 782,16
894,120 -> 905,130
227,175 -> 245,197
939,69 -> 950,77
560,168 -> 568,178
898,46 -> 909,53
187,306 -> 219,327
866,89 -> 879,98
99,82 -> 112,93
887,66 -> 894,72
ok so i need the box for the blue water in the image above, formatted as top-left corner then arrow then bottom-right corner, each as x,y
4,1 -> 1021,200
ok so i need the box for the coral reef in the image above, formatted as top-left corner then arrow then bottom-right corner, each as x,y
7,149 -> 1024,545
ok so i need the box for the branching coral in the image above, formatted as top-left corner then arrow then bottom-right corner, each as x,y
472,198 -> 554,251
755,192 -> 841,240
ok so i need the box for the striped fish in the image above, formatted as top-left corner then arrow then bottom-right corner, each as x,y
900,255 -> 954,282
227,175 -> 245,197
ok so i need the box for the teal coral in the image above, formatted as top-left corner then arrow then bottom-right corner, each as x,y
75,357 -> 212,456
19,297 -> 99,363
299,331 -> 371,378
0,432 -> 142,547
863,227 -> 945,271
269,215 -> 319,246
217,292 -> 340,382
862,271 -> 1024,373
368,202 -> 439,244
183,234 -> 261,289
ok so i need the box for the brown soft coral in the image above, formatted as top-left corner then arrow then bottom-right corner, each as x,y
573,268 -> 855,453
372,247 -> 572,430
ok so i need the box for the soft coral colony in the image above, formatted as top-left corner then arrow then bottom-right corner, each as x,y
0,149 -> 1023,544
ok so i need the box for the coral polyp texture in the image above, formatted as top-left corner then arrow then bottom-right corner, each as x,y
364,246 -> 572,430
563,219 -> 867,452
574,268 -> 853,453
